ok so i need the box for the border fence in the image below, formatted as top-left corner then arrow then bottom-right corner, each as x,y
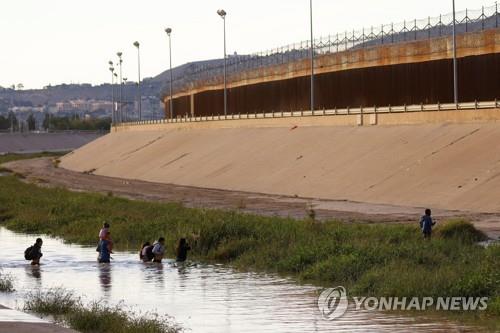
120,100 -> 500,127
161,3 -> 499,98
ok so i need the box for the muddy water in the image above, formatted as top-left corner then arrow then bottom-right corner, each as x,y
0,228 -> 484,332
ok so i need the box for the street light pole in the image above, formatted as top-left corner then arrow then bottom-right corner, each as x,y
108,61 -> 115,124
123,77 -> 128,122
309,0 -> 315,113
133,41 -> 142,121
452,0 -> 458,107
165,28 -> 174,120
117,52 -> 123,122
217,9 -> 228,117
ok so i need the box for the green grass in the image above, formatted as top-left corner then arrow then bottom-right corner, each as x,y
24,288 -> 181,333
0,153 -> 499,318
0,271 -> 15,292
0,152 -> 66,166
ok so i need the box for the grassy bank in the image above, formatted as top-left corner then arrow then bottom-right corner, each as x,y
24,288 -> 181,333
0,152 -> 65,166
0,154 -> 499,319
0,271 -> 14,292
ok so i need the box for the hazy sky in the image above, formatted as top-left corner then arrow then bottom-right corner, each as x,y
0,0 -> 487,89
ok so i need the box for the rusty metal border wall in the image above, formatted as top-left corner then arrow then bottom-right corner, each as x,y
165,52 -> 500,118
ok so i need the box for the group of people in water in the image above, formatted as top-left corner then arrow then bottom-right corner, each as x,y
24,222 -> 192,265
24,209 -> 436,265
96,222 -> 191,264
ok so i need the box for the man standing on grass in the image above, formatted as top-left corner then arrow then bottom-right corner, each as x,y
420,208 -> 436,239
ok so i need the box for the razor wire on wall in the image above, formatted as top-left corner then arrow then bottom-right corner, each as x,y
162,3 -> 499,99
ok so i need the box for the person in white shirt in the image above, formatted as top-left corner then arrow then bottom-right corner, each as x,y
152,237 -> 166,263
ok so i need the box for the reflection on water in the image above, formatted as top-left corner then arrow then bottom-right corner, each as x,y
0,228 -> 484,333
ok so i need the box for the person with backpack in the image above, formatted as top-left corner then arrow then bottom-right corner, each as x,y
97,231 -> 113,263
420,208 -> 437,239
24,238 -> 43,265
139,242 -> 154,262
152,237 -> 166,263
175,238 -> 191,262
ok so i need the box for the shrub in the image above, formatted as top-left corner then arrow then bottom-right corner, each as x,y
436,220 -> 487,243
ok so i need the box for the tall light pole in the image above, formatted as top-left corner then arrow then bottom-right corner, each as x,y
165,28 -> 174,120
217,9 -> 228,117
452,0 -> 458,107
123,77 -> 128,122
117,52 -> 123,122
133,41 -> 142,121
108,61 -> 115,124
309,0 -> 315,113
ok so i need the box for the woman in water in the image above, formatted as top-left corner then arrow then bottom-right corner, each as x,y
139,241 -> 154,262
98,231 -> 113,263
175,238 -> 191,262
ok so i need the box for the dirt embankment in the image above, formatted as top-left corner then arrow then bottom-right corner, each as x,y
3,157 -> 500,239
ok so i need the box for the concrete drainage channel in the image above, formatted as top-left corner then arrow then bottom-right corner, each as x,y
0,305 -> 77,333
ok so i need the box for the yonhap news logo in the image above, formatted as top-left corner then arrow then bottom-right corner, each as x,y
318,287 -> 488,321
317,286 -> 348,321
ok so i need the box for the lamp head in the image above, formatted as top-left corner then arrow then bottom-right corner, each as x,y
165,28 -> 172,35
217,9 -> 226,18
109,67 -> 114,72
133,41 -> 140,48
117,52 -> 123,58
108,61 -> 113,66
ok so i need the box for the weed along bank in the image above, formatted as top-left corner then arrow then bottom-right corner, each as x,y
1,1 -> 500,332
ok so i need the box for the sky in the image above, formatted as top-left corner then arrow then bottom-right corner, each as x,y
0,0 -> 488,89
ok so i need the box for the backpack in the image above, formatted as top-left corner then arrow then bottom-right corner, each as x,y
24,246 -> 34,260
145,245 -> 154,261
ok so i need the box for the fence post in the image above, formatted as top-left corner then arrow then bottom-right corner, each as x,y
391,23 -> 394,43
465,9 -> 468,32
414,19 -> 417,40
482,6 -> 485,30
362,28 -> 365,48
336,33 -> 339,52
428,17 -> 431,39
345,31 -> 348,51
497,2 -> 499,28
352,29 -> 355,48
439,15 -> 442,36
403,20 -> 406,41
381,24 -> 384,44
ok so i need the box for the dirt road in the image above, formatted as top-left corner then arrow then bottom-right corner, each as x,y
3,157 -> 500,239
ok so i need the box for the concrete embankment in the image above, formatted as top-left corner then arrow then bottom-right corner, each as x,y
60,109 -> 500,215
0,305 -> 77,333
0,132 -> 103,154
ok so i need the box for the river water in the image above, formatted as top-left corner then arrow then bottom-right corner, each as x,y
0,228 -> 485,332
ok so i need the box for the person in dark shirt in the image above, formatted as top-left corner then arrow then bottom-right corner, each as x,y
30,238 -> 43,265
420,209 -> 436,239
140,242 -> 155,262
176,238 -> 191,262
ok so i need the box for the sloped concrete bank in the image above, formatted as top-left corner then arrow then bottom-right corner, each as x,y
61,114 -> 500,215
